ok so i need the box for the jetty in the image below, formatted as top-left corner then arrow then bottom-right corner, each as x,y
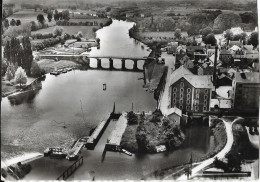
66,136 -> 89,161
105,112 -> 128,152
85,113 -> 111,150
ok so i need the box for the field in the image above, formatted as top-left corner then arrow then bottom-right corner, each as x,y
31,26 -> 97,39
37,59 -> 78,73
69,18 -> 109,24
138,31 -> 188,39
7,9 -> 56,26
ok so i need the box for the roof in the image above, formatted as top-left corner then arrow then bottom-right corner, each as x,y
186,46 -> 204,51
234,72 -> 260,83
229,41 -> 242,47
230,45 -> 241,51
220,49 -> 231,55
170,65 -> 193,85
170,66 -> 213,88
243,45 -> 254,52
167,107 -> 182,117
184,75 -> 213,88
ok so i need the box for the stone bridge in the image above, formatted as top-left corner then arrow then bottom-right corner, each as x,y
38,54 -> 155,72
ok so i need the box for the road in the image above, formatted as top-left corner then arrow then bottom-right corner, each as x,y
163,117 -> 242,180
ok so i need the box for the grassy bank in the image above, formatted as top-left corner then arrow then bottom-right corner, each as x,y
37,59 -> 79,73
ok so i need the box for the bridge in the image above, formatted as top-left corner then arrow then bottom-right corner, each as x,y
38,54 -> 155,72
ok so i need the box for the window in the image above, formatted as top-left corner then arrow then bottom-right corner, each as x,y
204,89 -> 208,94
173,93 -> 176,98
173,99 -> 176,104
196,89 -> 200,94
203,106 -> 207,111
187,99 -> 190,104
187,94 -> 190,99
180,105 -> 183,110
196,94 -> 199,99
180,82 -> 184,87
180,88 -> 184,93
204,95 -> 208,100
173,88 -> 177,93
204,100 -> 207,105
186,106 -> 190,110
180,93 -> 183,98
187,88 -> 191,93
180,99 -> 183,104
195,106 -> 199,111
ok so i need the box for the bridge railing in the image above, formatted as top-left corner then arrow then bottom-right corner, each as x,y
56,156 -> 83,180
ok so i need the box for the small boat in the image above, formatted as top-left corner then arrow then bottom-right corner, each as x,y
103,83 -> 106,91
62,69 -> 67,73
122,149 -> 132,156
66,68 -> 73,72
50,71 -> 60,75
57,69 -> 64,74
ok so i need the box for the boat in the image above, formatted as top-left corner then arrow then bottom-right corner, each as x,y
121,149 -> 132,156
62,69 -> 67,73
103,83 -> 106,91
44,147 -> 67,159
66,68 -> 73,72
57,69 -> 64,74
50,71 -> 60,75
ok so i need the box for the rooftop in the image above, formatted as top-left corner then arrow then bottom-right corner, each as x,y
234,72 -> 260,83
167,106 -> 182,117
170,66 -> 213,89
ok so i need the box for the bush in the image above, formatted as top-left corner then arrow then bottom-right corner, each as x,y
127,111 -> 138,125
53,26 -> 64,37
30,61 -> 41,77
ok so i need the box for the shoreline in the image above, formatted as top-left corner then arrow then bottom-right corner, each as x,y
1,152 -> 43,169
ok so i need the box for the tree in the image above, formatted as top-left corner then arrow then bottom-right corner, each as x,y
30,61 -> 41,77
3,19 -> 9,29
174,29 -> 182,39
10,19 -> 16,26
2,9 -> 7,19
37,14 -> 45,24
135,123 -> 148,152
52,26 -> 64,37
47,12 -> 52,22
16,19 -> 21,26
204,33 -> 217,46
31,21 -> 37,31
5,64 -> 15,81
21,36 -> 34,75
224,29 -> 234,41
200,27 -> 213,38
14,67 -> 27,87
62,10 -> 70,21
248,31 -> 258,48
127,111 -> 138,125
226,154 -> 242,172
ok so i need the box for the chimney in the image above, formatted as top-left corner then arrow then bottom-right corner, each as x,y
213,46 -> 218,87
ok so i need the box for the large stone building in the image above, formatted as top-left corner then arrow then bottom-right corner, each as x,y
169,66 -> 214,113
231,72 -> 260,112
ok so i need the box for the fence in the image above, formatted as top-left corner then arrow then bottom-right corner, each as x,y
56,156 -> 83,180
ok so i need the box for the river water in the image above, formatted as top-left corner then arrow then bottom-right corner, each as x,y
1,20 -> 214,180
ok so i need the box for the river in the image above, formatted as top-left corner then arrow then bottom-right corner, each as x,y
1,19 -> 214,180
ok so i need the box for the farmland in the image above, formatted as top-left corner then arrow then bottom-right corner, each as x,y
6,9 -> 56,26
31,26 -> 97,39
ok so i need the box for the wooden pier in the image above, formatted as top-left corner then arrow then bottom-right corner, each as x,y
56,156 -> 83,180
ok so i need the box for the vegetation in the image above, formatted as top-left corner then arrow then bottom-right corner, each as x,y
4,36 -> 33,76
213,13 -> 242,33
30,61 -> 42,77
248,31 -> 258,48
121,110 -> 185,153
127,111 -> 138,125
14,67 -> 28,87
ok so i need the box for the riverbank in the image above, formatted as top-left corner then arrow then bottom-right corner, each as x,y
37,59 -> 79,73
143,118 -> 227,180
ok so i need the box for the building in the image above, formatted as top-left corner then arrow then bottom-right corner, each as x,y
169,66 -> 214,113
167,107 -> 182,125
219,49 -> 233,66
231,72 -> 260,112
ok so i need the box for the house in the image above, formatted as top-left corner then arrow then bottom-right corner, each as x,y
186,46 -> 205,57
194,52 -> 208,62
169,66 -> 214,113
167,107 -> 182,125
217,73 -> 232,86
228,40 -> 243,48
231,72 -> 260,112
219,49 -> 233,66
197,66 -> 214,75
